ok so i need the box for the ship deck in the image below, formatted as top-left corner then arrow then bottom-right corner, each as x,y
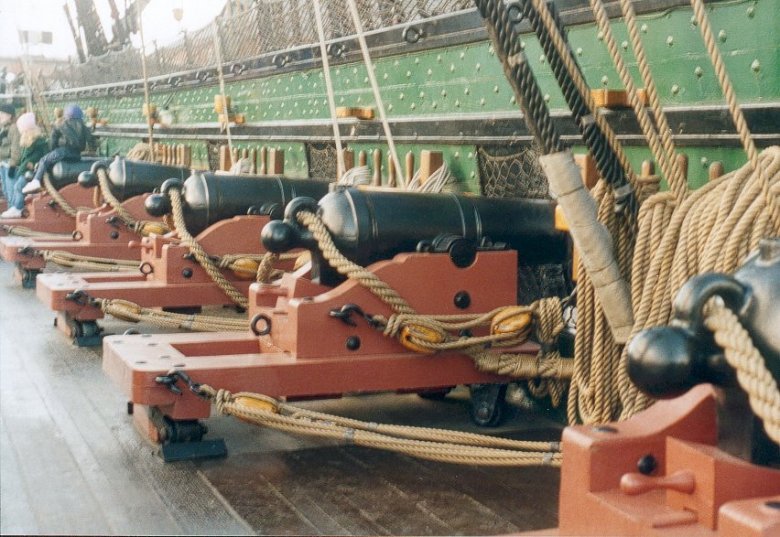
0,260 -> 561,535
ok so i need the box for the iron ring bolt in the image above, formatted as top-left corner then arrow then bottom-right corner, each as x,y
139,262 -> 154,275
72,230 -> 83,241
250,313 -> 272,336
402,25 -> 424,44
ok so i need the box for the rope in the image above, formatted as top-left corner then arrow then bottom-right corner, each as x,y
617,0 -> 684,197
42,173 -> 80,217
616,147 -> 780,419
137,8 -> 155,153
98,298 -> 248,332
0,225 -> 71,238
526,0 -> 637,197
588,0 -> 686,201
345,0 -> 404,187
212,21 -> 235,166
690,0 -> 780,229
296,209 -> 570,386
95,167 -> 168,236
200,385 -> 561,467
168,187 -> 248,308
704,300 -> 780,445
312,0 -> 346,180
40,250 -> 138,271
406,162 -> 456,193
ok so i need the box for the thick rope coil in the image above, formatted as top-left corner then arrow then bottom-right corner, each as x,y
201,385 -> 561,466
98,298 -> 248,332
704,300 -> 780,446
168,187 -> 248,308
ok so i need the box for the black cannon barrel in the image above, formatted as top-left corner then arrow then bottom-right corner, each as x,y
147,172 -> 331,235
263,187 -> 568,285
107,157 -> 189,201
49,157 -> 104,190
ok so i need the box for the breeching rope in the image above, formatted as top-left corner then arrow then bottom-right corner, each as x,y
36,250 -> 137,271
168,187 -> 248,308
295,209 -> 572,388
0,224 -> 70,238
95,167 -> 169,236
97,298 -> 248,332
42,173 -> 88,218
195,384 -> 562,467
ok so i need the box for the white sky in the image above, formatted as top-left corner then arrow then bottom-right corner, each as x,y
0,0 -> 226,60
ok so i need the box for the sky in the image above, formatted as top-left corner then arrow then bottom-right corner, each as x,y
0,0 -> 226,61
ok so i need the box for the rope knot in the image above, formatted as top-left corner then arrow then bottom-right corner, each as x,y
214,388 -> 234,415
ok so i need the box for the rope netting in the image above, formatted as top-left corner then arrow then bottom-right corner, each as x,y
43,0 -> 472,90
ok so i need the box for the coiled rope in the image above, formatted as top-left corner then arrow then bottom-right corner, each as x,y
200,385 -> 561,466
38,250 -> 138,272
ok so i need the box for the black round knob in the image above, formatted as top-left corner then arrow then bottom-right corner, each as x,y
261,221 -> 299,253
78,171 -> 98,188
627,326 -> 699,399
144,194 -> 171,216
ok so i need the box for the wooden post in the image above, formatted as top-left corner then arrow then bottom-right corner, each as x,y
708,161 -> 724,180
641,159 -> 655,178
574,153 -> 599,189
231,147 -> 240,167
249,148 -> 257,174
182,145 -> 192,168
372,149 -> 382,186
219,145 -> 231,171
259,146 -> 267,175
405,151 -> 415,186
418,150 -> 443,186
358,150 -> 367,167
267,148 -> 284,175
342,149 -> 355,172
387,153 -> 396,188
677,153 -> 689,186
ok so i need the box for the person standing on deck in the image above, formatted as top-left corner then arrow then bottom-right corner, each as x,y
23,104 -> 94,194
1,113 -> 48,218
0,104 -> 20,204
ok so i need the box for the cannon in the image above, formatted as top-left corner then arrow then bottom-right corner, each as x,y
102,187 -> 572,458
0,157 -> 189,288
0,157 -> 105,236
37,172 -> 331,345
552,239 -> 780,536
145,171 -> 331,235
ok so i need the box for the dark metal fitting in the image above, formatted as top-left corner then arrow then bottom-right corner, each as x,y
65,289 -> 98,307
105,215 -> 121,228
154,369 -> 207,399
613,183 -> 635,214
17,246 -> 37,257
250,313 -> 272,336
329,304 -> 382,329
402,25 -> 425,44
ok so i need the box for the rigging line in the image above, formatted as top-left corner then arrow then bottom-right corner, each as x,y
617,0 -> 685,197
137,8 -> 155,154
586,0 -> 678,199
212,20 -> 235,167
345,0 -> 404,187
311,0 -> 346,180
